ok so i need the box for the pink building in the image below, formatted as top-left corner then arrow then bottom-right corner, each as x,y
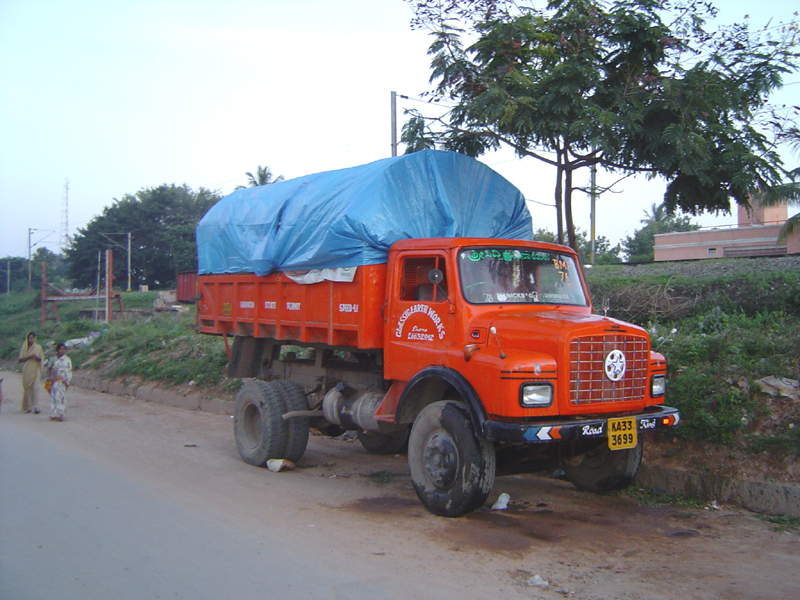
654,200 -> 799,261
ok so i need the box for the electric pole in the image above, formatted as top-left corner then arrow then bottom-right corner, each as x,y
61,179 -> 70,249
27,228 -> 34,290
391,91 -> 398,157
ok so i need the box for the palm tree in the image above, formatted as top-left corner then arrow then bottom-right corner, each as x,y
235,165 -> 284,190
755,128 -> 800,243
762,183 -> 800,243
640,202 -> 667,227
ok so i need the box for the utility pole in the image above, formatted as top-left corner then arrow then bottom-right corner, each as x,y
27,228 -> 34,290
391,91 -> 398,157
98,232 -> 131,292
590,155 -> 597,265
61,179 -> 70,249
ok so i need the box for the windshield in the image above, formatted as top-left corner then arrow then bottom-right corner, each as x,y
458,247 -> 588,306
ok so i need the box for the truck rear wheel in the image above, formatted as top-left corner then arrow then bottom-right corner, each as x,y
233,380 -> 289,466
357,429 -> 410,455
563,439 -> 643,493
273,380 -> 310,462
408,401 -> 495,517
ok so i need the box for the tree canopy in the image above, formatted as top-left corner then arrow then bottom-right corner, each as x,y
235,165 -> 284,190
533,226 -> 622,264
65,184 -> 221,289
622,202 -> 699,262
404,0 -> 800,251
0,248 -> 65,293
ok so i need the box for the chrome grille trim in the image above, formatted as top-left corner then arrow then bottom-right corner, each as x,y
570,335 -> 648,405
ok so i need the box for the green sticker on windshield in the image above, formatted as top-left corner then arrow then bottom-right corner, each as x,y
467,249 -> 549,262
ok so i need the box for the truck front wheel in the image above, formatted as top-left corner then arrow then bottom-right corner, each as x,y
233,380 -> 289,466
408,401 -> 495,517
563,440 -> 643,493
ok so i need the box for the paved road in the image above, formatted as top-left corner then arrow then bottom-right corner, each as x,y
0,374 -> 441,600
1,424 -> 403,600
1,370 -> 799,600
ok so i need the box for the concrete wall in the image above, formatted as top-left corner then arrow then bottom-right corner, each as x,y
654,224 -> 797,261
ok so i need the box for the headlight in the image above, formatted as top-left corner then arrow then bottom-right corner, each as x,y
520,383 -> 553,407
651,375 -> 666,397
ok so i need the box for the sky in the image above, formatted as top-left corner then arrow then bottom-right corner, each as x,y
0,0 -> 798,261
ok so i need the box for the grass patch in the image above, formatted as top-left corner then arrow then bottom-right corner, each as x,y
757,514 -> 800,532
622,485 -> 705,509
363,470 -> 397,485
745,428 -> 800,457
71,312 -> 229,386
0,290 -> 231,390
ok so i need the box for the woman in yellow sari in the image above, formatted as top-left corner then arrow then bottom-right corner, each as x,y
18,331 -> 44,413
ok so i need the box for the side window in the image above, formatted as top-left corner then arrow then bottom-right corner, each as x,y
400,256 -> 448,302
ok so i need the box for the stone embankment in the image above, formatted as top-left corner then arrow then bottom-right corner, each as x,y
70,371 -> 232,416
69,371 -> 800,518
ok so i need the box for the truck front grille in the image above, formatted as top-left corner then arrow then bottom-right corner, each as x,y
569,335 -> 648,405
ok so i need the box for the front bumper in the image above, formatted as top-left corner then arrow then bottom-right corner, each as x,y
483,405 -> 680,444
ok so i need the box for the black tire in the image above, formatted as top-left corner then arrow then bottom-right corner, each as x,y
233,380 -> 289,466
408,401 -> 496,517
357,429 -> 410,455
273,380 -> 310,463
563,439 -> 643,493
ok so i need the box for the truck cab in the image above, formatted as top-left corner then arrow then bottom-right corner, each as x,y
379,238 -> 677,515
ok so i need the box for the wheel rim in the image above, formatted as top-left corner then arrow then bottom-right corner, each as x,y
421,430 -> 459,490
242,402 -> 261,449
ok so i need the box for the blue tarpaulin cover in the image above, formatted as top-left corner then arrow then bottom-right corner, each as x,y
196,150 -> 533,275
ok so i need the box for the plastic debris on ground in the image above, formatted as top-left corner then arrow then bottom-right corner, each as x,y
491,492 -> 510,510
526,575 -> 549,589
267,459 -> 295,472
64,331 -> 103,349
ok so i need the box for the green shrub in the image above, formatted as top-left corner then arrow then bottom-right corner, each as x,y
667,368 -> 755,443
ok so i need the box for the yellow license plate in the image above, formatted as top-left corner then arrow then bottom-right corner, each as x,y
608,417 -> 637,450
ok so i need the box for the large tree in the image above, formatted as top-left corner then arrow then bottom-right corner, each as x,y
405,0 -> 800,251
66,184 -> 221,288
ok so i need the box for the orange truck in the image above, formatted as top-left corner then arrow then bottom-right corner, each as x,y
196,150 -> 679,516
196,235 -> 679,517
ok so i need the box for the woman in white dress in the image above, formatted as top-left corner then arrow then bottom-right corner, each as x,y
48,343 -> 72,421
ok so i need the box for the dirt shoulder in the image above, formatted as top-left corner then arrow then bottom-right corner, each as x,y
3,369 -> 800,600
5,361 -> 795,518
4,357 -> 798,517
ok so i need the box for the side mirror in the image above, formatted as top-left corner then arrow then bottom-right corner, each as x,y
428,269 -> 444,285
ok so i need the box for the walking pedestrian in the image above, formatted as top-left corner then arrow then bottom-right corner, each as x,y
18,332 -> 44,413
47,343 -> 72,421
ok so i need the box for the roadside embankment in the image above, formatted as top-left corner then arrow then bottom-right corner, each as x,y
69,370 -> 233,416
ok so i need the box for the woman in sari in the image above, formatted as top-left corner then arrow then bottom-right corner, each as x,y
18,331 -> 44,413
48,343 -> 72,421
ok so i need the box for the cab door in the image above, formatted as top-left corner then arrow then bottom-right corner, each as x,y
384,253 -> 455,382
